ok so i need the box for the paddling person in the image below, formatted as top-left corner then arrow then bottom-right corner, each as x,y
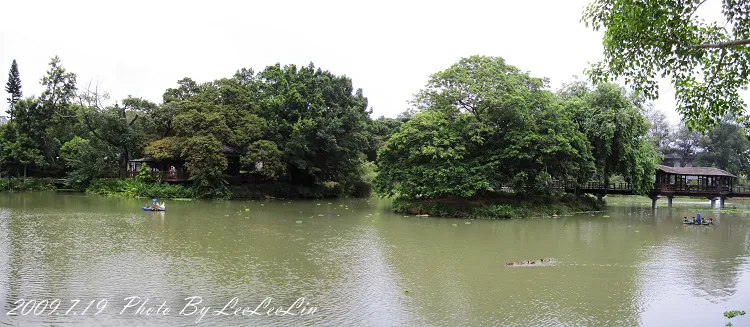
151,199 -> 161,210
709,218 -> 714,225
683,216 -> 688,223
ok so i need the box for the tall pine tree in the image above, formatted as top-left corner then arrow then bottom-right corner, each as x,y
5,59 -> 22,115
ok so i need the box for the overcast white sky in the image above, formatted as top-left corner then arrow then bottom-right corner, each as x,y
0,0 -> 708,124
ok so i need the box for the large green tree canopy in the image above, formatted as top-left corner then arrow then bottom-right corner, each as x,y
140,63 -> 375,196
376,56 -> 659,200
583,0 -> 750,130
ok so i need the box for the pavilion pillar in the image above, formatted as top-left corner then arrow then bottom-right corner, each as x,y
667,195 -> 674,208
720,197 -> 726,208
651,196 -> 658,210
710,197 -> 717,208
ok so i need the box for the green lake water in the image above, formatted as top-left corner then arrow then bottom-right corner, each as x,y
1,193 -> 749,326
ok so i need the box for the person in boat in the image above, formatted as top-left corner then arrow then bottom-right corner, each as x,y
683,217 -> 689,223
709,218 -> 714,224
150,199 -> 162,210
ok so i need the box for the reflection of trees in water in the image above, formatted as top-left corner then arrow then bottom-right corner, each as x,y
0,209 -> 11,310
374,207 -> 652,327
636,214 -> 750,307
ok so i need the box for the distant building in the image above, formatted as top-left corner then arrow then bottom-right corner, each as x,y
0,116 -> 7,125
662,153 -> 696,168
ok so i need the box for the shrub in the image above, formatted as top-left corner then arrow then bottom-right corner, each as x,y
0,177 -> 56,192
86,178 -> 194,199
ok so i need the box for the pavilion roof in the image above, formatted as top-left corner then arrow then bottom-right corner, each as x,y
655,165 -> 736,178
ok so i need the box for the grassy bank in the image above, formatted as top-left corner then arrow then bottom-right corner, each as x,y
392,193 -> 604,219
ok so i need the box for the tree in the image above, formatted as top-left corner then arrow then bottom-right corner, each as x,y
696,119 -> 750,175
644,105 -> 673,153
250,63 -> 373,188
375,111 -> 491,199
5,59 -> 22,113
377,56 -> 599,199
30,56 -> 79,174
60,136 -> 119,190
40,56 -> 77,113
1,98 -> 48,177
672,124 -> 702,163
366,116 -> 404,161
558,83 -> 661,194
241,140 -> 285,180
0,121 -> 44,178
180,135 -> 228,197
79,81 -> 159,176
583,0 -> 750,131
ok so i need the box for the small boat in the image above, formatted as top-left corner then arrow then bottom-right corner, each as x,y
142,206 -> 165,211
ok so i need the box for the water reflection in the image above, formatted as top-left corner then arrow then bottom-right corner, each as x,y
0,193 -> 748,326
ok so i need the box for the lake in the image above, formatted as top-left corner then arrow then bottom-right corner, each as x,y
1,193 -> 749,326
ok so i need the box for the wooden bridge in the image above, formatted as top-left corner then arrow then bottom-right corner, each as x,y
550,165 -> 750,209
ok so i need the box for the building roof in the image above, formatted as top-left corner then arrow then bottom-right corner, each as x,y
655,165 -> 736,177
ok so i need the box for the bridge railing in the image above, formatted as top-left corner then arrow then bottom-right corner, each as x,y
655,184 -> 730,193
548,181 -> 632,191
549,180 -> 749,195
732,185 -> 750,194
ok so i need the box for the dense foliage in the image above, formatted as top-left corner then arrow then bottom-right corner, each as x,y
1,58 -> 385,198
2,55 -> 671,204
644,107 -> 750,179
583,0 -> 750,131
376,56 -> 660,201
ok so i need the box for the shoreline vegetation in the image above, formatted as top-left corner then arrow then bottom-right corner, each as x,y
7,54 -> 745,218
84,177 -> 370,200
392,194 -> 604,219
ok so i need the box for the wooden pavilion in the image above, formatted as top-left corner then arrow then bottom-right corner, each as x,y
652,165 -> 737,208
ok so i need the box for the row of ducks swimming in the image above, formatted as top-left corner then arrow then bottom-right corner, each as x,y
505,258 -> 554,266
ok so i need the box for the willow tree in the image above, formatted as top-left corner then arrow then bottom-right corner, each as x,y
583,0 -> 750,131
558,83 -> 661,194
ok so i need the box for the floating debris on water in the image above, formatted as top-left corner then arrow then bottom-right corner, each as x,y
505,258 -> 556,267
296,221 -> 303,224
452,224 -> 458,227
465,221 -> 471,224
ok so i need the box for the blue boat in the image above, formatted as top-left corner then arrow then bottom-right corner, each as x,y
143,199 -> 166,211
684,221 -> 712,225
